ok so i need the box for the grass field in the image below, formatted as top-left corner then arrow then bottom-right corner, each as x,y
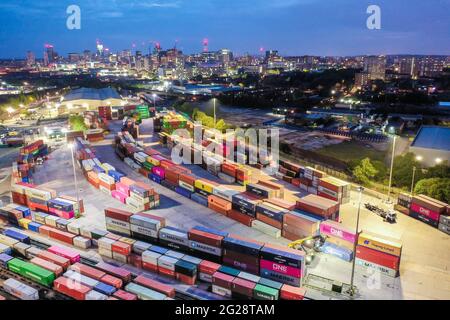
315,140 -> 387,165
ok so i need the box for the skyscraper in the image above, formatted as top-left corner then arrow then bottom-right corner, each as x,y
26,51 -> 35,67
364,55 -> 386,81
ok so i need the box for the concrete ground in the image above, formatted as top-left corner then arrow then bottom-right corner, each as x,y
7,118 -> 450,300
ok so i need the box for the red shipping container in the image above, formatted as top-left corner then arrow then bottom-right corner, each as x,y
130,254 -> 143,269
176,273 -> 196,286
54,277 -> 90,300
256,213 -> 282,229
134,275 -> 176,298
49,228 -> 76,245
158,266 -> 176,278
179,173 -> 196,186
356,245 -> 400,271
96,262 -> 131,282
165,168 -> 181,185
188,229 -> 223,247
232,278 -> 256,297
70,263 -> 106,281
264,198 -> 296,211
208,201 -> 230,216
38,225 -> 52,237
139,168 -> 151,178
38,251 -> 71,270
227,210 -> 255,227
199,261 -> 221,275
112,241 -> 132,256
105,207 -> 133,222
100,274 -> 123,289
282,229 -> 300,241
113,289 -> 138,300
212,272 -> 235,290
142,261 -> 158,273
280,285 -> 306,300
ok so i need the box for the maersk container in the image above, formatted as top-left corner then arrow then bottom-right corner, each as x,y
3,278 -> 39,300
125,283 -> 167,300
159,227 -> 189,247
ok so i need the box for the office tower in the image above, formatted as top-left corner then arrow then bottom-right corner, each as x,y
364,55 -> 386,81
26,51 -> 35,67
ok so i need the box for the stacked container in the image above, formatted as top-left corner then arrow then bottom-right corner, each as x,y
318,177 -> 350,204
356,231 -> 402,278
409,194 -> 448,229
320,220 -> 356,262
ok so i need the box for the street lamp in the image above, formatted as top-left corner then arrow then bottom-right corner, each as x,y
435,158 -> 442,164
411,156 -> 423,196
349,185 -> 364,298
212,97 -> 217,129
387,133 -> 397,203
152,93 -> 157,109
68,143 -> 81,218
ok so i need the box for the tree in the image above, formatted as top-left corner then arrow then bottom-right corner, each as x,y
414,178 -> 450,203
353,158 -> 378,185
372,160 -> 388,183
425,161 -> 450,179
392,153 -> 424,188
69,115 -> 88,132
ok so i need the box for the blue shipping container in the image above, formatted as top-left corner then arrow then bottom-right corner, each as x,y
27,222 -> 42,233
191,193 -> 208,207
4,229 -> 30,244
94,282 -> 117,296
175,186 -> 192,199
149,173 -> 162,184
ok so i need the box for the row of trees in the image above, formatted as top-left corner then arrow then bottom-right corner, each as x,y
68,115 -> 88,132
352,153 -> 450,202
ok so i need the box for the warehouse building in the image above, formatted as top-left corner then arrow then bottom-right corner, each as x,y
59,87 -> 124,114
410,126 -> 450,167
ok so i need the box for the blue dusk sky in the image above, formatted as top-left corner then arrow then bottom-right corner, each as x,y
0,0 -> 449,58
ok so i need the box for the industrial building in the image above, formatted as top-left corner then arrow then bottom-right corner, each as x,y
410,126 -> 450,167
59,87 -> 124,114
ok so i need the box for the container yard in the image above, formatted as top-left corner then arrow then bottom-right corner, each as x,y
0,111 -> 449,303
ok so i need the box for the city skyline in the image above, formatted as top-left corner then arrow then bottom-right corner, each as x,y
0,0 -> 449,58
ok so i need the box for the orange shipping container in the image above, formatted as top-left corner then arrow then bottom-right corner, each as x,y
208,195 -> 232,210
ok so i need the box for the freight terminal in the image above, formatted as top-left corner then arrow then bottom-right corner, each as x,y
0,103 -> 449,301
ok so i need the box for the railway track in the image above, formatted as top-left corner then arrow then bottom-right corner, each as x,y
0,265 -> 73,300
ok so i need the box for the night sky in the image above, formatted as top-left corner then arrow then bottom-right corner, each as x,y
0,0 -> 449,58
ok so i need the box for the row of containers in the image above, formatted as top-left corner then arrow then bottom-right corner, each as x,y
113,131 -> 342,241
72,136 -> 161,213
0,229 -> 175,300
395,193 -> 450,235
83,111 -> 108,133
276,161 -> 351,205
12,139 -> 49,184
103,207 -> 307,299
0,217 -> 306,300
9,183 -> 84,220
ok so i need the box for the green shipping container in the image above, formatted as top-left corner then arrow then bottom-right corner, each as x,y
253,284 -> 279,300
143,162 -> 154,171
8,258 -> 55,287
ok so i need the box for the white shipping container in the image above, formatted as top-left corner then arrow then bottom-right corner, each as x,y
105,223 -> 131,236
73,236 -> 91,249
98,237 -> 116,250
133,241 -> 152,255
251,220 -> 281,238
105,217 -> 131,230
157,255 -> 178,271
199,272 -> 213,283
212,285 -> 232,298
63,270 -> 100,288
98,247 -> 113,259
130,224 -> 158,238
3,278 -> 39,300
86,290 -> 108,300
112,251 -> 129,264
218,172 -> 236,184
142,250 -> 162,265
44,215 -> 59,227
13,242 -> 31,256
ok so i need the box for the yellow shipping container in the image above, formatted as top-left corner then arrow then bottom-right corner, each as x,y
19,219 -> 31,230
194,179 -> 214,194
147,156 -> 161,166
119,237 -> 137,246
0,234 -> 19,247
358,231 -> 402,257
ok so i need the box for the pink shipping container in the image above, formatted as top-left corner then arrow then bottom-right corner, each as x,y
115,182 -> 131,196
260,259 -> 302,278
48,246 -> 80,264
48,207 -> 74,219
111,190 -> 128,204
152,166 -> 166,179
410,203 -> 440,222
